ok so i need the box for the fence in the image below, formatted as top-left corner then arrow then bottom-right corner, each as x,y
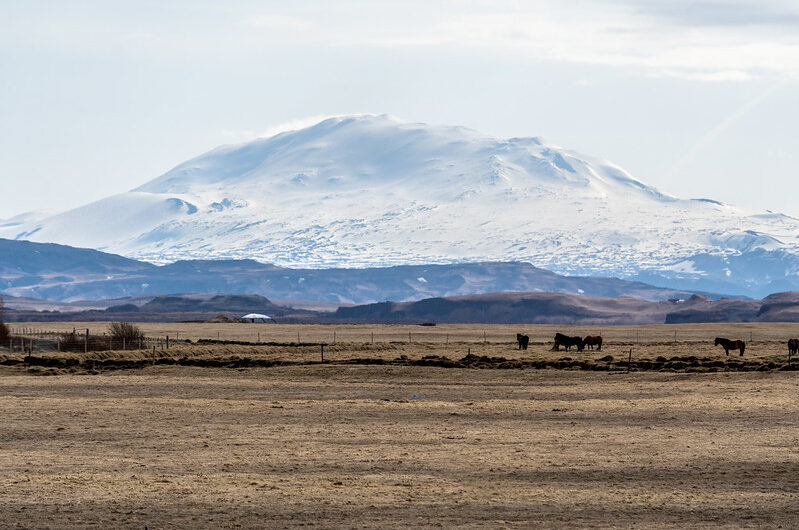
4,323 -> 790,353
5,327 -> 174,353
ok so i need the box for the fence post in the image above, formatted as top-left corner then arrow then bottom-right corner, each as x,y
84,329 -> 88,354
409,331 -> 411,343
122,337 -> 126,351
371,332 -> 374,344
333,331 -> 336,345
166,335 -> 169,349
321,344 -> 324,362
627,348 -> 632,373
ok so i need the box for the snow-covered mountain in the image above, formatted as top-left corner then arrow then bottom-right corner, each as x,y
4,114 -> 799,296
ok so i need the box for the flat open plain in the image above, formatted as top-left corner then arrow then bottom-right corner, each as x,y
1,323 -> 798,527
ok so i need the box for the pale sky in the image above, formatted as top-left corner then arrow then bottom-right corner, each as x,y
2,0 -> 798,218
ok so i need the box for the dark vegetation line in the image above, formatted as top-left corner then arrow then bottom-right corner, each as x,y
2,352 -> 796,374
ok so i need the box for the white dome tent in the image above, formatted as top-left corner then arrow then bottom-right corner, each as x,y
240,313 -> 273,323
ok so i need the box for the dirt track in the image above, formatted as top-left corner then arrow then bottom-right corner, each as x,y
1,365 -> 798,528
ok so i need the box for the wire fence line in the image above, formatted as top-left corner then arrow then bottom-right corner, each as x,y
4,323 -> 794,354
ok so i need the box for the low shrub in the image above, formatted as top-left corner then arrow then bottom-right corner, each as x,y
108,322 -> 146,345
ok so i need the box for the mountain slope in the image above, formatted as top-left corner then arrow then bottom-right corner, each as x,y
0,238 -> 715,303
4,115 -> 799,296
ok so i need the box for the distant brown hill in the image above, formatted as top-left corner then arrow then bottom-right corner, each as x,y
331,292 -> 799,325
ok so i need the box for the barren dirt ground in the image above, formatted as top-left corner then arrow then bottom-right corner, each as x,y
1,365 -> 798,528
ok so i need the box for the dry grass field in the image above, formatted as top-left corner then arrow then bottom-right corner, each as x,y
1,365 -> 798,528
1,323 -> 798,527
8,321 -> 799,345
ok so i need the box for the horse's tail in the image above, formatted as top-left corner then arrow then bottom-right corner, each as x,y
740,341 -> 746,356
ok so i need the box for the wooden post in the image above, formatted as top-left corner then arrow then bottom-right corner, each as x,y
371,332 -> 374,344
484,330 -> 487,344
627,348 -> 632,373
409,331 -> 411,343
297,331 -> 300,344
152,345 -> 156,365
166,335 -> 169,349
257,331 -> 260,343
321,344 -> 324,362
84,329 -> 88,353
333,331 -> 336,345
217,331 -> 220,340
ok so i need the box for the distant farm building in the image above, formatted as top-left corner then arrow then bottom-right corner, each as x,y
240,313 -> 273,323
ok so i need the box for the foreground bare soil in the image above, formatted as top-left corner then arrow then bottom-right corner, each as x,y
1,365 -> 797,528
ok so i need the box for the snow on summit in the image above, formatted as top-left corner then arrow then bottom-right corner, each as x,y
4,114 -> 799,281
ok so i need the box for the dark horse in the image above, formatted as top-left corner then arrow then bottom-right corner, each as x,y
714,337 -> 745,356
788,338 -> 799,360
517,333 -> 530,350
583,335 -> 603,351
552,332 -> 584,352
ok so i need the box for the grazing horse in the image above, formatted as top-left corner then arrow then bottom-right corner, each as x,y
714,337 -> 745,356
583,335 -> 603,351
788,338 -> 799,360
517,333 -> 530,350
552,332 -> 585,352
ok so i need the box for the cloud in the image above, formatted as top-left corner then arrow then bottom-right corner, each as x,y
246,14 -> 313,32
328,1 -> 799,81
651,70 -> 754,82
259,115 -> 339,138
5,1 -> 799,81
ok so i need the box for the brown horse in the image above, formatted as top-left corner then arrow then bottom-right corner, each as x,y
583,335 -> 603,351
788,338 -> 799,360
552,332 -> 584,352
516,333 -> 530,350
715,337 -> 745,356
